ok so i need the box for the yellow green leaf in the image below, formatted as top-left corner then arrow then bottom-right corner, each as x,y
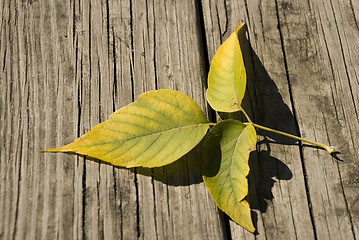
202,120 -> 257,232
43,89 -> 211,168
206,23 -> 247,112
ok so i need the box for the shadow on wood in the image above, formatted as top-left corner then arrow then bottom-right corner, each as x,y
247,147 -> 293,211
132,145 -> 205,186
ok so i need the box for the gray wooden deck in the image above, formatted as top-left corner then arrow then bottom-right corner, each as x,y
1,0 -> 359,239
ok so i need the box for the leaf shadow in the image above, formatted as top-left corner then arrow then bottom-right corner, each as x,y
244,145 -> 292,234
247,145 -> 293,211
130,143 -> 206,186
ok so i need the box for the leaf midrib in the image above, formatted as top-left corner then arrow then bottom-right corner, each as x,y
85,123 -> 210,145
230,126 -> 249,201
211,125 -> 248,210
231,45 -> 240,106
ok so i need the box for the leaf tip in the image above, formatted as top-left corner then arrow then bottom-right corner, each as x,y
42,148 -> 59,153
235,22 -> 247,36
248,225 -> 256,233
42,145 -> 74,153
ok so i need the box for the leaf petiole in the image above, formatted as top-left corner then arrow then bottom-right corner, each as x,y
240,106 -> 252,123
244,122 -> 335,154
239,107 -> 335,154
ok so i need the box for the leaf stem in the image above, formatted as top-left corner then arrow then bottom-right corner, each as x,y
247,122 -> 335,154
239,108 -> 334,154
240,106 -> 252,123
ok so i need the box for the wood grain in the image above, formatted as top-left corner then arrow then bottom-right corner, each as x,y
276,0 -> 359,238
0,0 -> 225,239
201,0 -> 358,239
1,0 -> 358,239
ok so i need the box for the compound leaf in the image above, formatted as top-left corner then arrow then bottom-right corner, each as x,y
44,89 -> 211,168
206,23 -> 247,112
203,119 -> 257,232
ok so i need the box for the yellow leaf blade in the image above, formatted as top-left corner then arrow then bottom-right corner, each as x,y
203,120 -> 257,232
44,89 -> 210,168
206,23 -> 247,112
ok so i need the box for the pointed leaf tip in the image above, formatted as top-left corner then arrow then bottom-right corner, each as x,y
206,23 -> 247,112
203,120 -> 257,232
43,89 -> 211,168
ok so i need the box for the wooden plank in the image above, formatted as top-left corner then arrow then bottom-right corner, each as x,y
107,1 -> 139,239
129,1 -> 225,239
0,0 -> 226,239
201,0 -> 359,239
201,0 -> 315,239
74,0 -> 136,239
276,0 -> 359,239
1,1 -> 81,239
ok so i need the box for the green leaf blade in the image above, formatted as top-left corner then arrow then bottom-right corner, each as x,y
203,119 -> 257,232
44,89 -> 210,168
206,23 -> 247,112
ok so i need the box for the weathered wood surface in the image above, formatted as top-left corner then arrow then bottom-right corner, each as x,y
1,0 -> 358,239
